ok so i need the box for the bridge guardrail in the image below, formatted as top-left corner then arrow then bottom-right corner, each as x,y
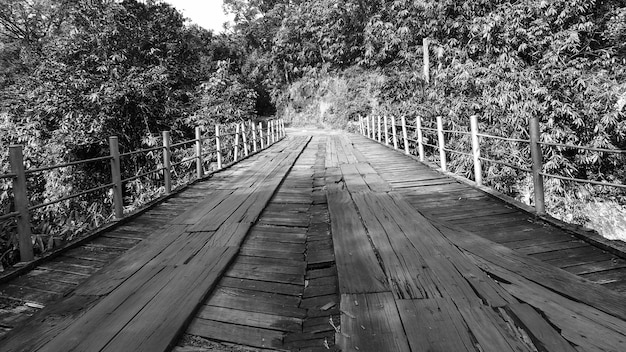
1,118 -> 285,263
359,115 -> 625,216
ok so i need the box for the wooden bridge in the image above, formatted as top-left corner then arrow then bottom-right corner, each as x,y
1,129 -> 626,351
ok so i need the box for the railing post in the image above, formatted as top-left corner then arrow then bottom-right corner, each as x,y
242,122 -> 249,157
391,115 -> 398,149
401,115 -> 409,155
108,137 -> 124,220
281,118 -> 286,137
162,131 -> 171,194
416,116 -> 425,162
372,116 -> 376,139
234,123 -> 240,162
195,127 -> 203,179
215,124 -> 222,169
359,116 -> 364,135
271,120 -> 276,144
267,121 -> 271,146
9,145 -> 34,262
252,121 -> 258,153
384,115 -> 390,145
436,116 -> 447,171
470,115 -> 482,186
259,122 -> 265,149
377,115 -> 382,142
366,115 -> 371,138
529,115 -> 546,215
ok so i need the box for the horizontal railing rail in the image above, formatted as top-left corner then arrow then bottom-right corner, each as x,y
0,118 -> 285,263
359,114 -> 625,216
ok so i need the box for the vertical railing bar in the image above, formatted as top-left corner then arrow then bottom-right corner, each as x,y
470,115 -> 482,186
108,137 -> 124,219
162,131 -> 171,194
529,116 -> 546,215
259,122 -> 265,149
195,126 -> 203,179
416,116 -> 425,162
436,116 -> 447,171
215,124 -> 222,170
252,121 -> 258,152
9,145 -> 34,261
242,122 -> 249,157
391,115 -> 398,149
234,123 -> 240,162
384,115 -> 390,145
377,115 -> 382,142
401,115 -> 409,155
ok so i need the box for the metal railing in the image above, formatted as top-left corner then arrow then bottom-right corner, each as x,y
0,118 -> 286,262
359,114 -> 625,215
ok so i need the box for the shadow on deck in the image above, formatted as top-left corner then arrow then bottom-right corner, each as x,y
0,130 -> 625,352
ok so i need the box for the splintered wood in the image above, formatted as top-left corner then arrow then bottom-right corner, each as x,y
325,133 -> 626,352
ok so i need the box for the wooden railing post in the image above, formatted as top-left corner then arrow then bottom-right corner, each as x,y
251,121 -> 258,153
377,115 -> 382,142
529,115 -> 546,215
195,126 -> 203,179
242,122 -> 249,157
401,115 -> 409,155
384,115 -> 390,145
234,123 -> 240,162
108,137 -> 124,220
366,115 -> 371,138
470,115 -> 482,186
162,131 -> 171,194
281,118 -> 286,137
416,116 -> 425,162
259,122 -> 265,149
391,115 -> 398,149
215,124 -> 222,169
9,145 -> 34,262
359,116 -> 364,135
266,121 -> 271,146
271,120 -> 276,143
436,116 -> 447,171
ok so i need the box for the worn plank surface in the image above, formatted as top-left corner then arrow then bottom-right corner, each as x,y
1,136 -> 309,352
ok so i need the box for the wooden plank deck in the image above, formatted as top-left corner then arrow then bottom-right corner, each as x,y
1,130 -> 625,352
0,136 -> 313,352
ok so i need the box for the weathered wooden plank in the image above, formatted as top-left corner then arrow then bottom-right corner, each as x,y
169,189 -> 233,225
505,302 -> 578,352
206,287 -> 306,318
350,193 -> 438,299
337,293 -> 410,352
187,318 -> 284,349
225,267 -> 304,285
397,298 -> 476,352
563,259 -> 626,276
196,305 -> 302,332
219,277 -> 303,296
99,247 -> 237,352
0,294 -> 101,352
326,184 -> 387,294
74,225 -> 189,296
